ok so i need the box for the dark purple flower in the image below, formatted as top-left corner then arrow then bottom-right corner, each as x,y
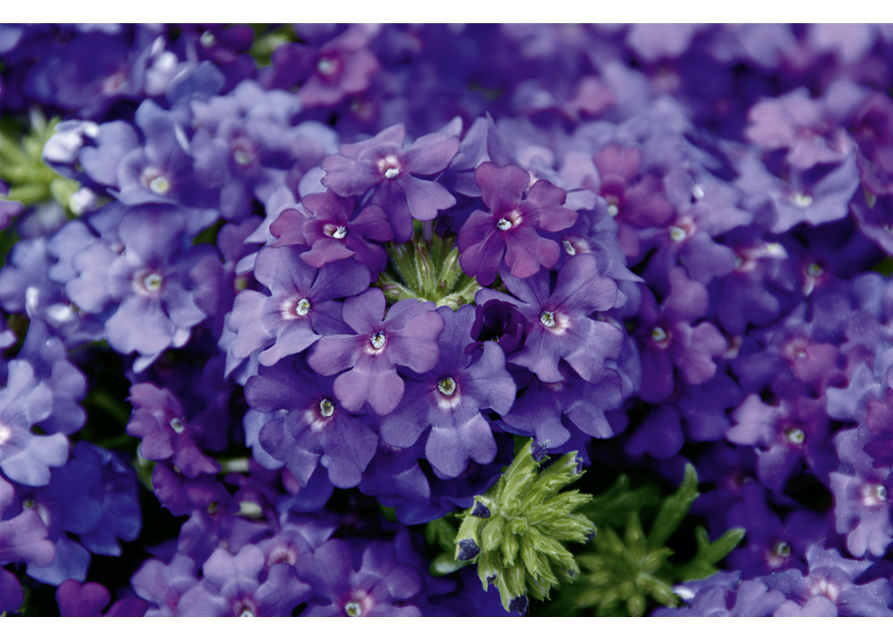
56,580 -> 148,617
378,305 -> 516,478
307,288 -> 444,416
457,162 -> 577,285
466,299 -> 532,357
321,123 -> 459,242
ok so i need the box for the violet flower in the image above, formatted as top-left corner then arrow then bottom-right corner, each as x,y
307,288 -> 444,416
457,161 -> 578,285
476,253 -> 623,384
320,122 -> 459,242
378,305 -> 516,478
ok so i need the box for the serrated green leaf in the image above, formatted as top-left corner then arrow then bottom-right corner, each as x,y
647,463 -> 699,550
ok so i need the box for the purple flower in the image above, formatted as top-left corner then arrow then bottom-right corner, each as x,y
307,288 -> 444,416
457,162 -> 578,285
378,305 -> 516,478
320,123 -> 459,242
247,358 -> 378,489
56,580 -> 148,617
295,538 -> 422,616
227,245 -> 371,368
65,204 -> 222,369
178,545 -> 311,617
126,383 -> 220,478
634,267 -> 727,403
0,359 -> 68,487
477,253 -> 622,384
830,428 -> 893,558
270,190 -> 394,278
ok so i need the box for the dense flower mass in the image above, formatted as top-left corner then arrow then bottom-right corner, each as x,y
3,22 -> 893,617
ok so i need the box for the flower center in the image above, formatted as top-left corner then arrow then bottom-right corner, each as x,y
233,149 -> 251,166
384,167 -> 399,179
332,225 -> 348,239
669,226 -> 687,241
692,184 -> 705,200
651,326 -> 668,342
792,192 -> 813,208
0,424 -> 12,446
496,218 -> 513,231
875,484 -> 888,502
200,31 -> 216,47
319,398 -> 335,418
772,541 -> 791,558
540,311 -> 556,328
806,262 -> 823,277
785,428 -> 805,445
295,298 -> 311,316
438,376 -> 457,396
23,497 -> 36,509
370,331 -> 386,349
562,239 -> 576,255
149,175 -> 170,195
170,418 -> 186,434
143,273 -> 163,292
317,57 -> 336,76
344,601 -> 362,617
607,203 -> 619,217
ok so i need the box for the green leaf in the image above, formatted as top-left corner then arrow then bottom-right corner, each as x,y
673,526 -> 746,583
647,463 -> 699,550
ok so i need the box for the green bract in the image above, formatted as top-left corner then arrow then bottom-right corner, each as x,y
543,464 -> 745,616
374,231 -> 481,309
453,440 -> 595,614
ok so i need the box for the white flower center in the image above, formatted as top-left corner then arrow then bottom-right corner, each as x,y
170,418 -> 186,434
785,428 -> 805,445
149,175 -> 170,195
317,58 -> 336,76
319,398 -> 334,418
384,167 -> 399,179
875,484 -> 888,502
239,610 -> 254,617
562,239 -> 576,255
496,218 -> 513,231
200,31 -> 216,47
344,601 -> 362,617
234,149 -> 251,166
295,298 -> 311,316
438,376 -> 457,396
370,331 -> 386,349
540,311 -> 556,328
651,326 -> 667,342
333,226 -> 348,239
792,192 -> 813,208
607,203 -> 619,217
143,273 -> 163,292
23,497 -> 36,509
669,226 -> 687,242
0,424 -> 13,446
806,263 -> 823,277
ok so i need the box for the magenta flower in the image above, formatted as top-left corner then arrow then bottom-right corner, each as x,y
457,162 -> 578,286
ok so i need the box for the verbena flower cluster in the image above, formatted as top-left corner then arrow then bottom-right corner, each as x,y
2,23 -> 893,617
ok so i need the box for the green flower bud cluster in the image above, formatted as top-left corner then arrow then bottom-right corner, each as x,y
542,464 -> 745,617
374,229 -> 481,309
453,440 -> 595,615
